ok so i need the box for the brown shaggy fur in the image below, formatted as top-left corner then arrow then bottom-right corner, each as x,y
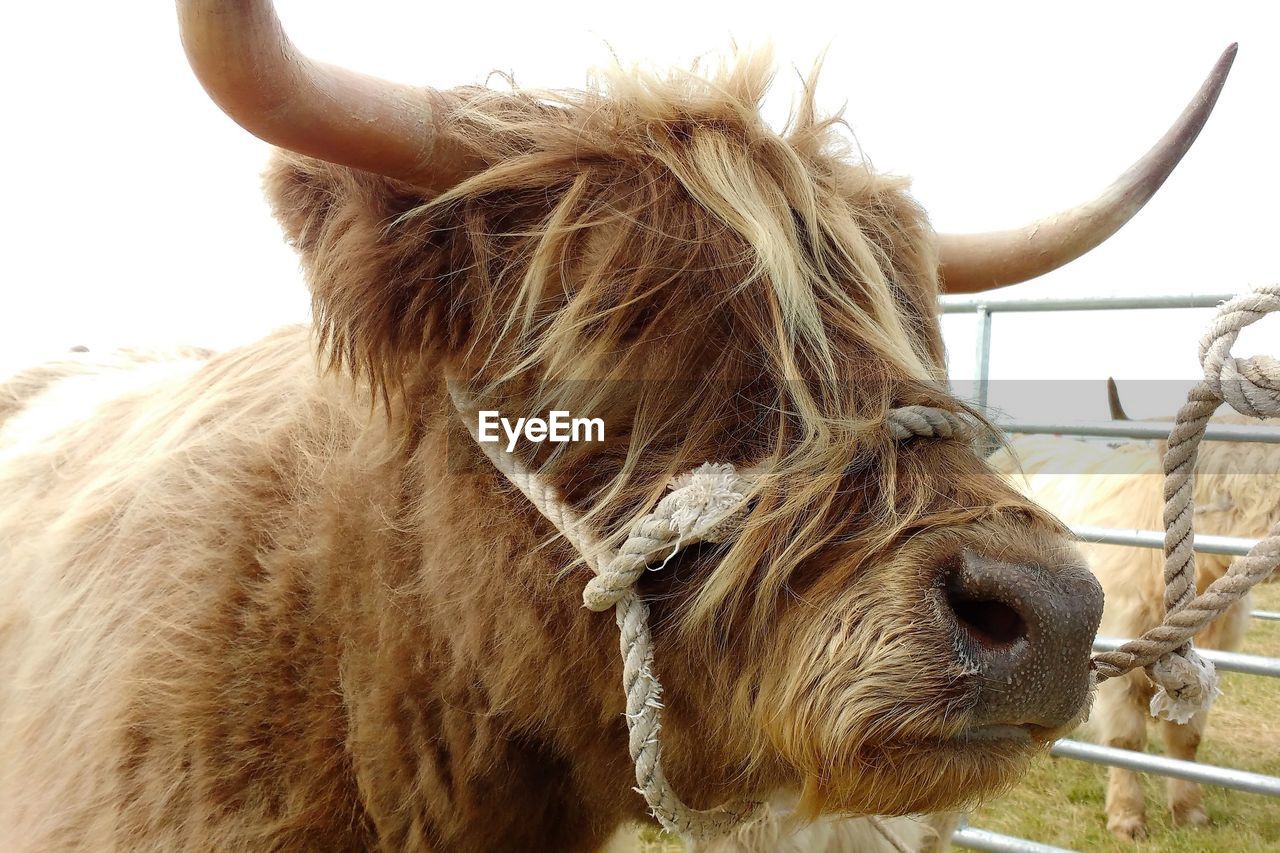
991,427 -> 1280,840
1,57 -> 1080,850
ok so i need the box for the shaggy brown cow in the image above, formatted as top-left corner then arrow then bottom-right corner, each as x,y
991,409 -> 1280,841
0,3 -> 1233,849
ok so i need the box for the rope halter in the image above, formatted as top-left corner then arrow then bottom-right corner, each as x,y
449,387 -> 973,841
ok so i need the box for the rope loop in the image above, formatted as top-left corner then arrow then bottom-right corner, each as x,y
583,463 -> 750,612
1199,285 -> 1280,417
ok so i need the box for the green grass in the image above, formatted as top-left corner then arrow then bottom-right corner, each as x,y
969,581 -> 1280,852
632,825 -> 681,852
632,583 -> 1280,851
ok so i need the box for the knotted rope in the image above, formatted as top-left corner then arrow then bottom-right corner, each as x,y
884,405 -> 972,442
449,387 -> 967,842
1091,284 -> 1280,723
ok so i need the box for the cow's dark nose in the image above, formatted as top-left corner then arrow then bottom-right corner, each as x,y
942,549 -> 1104,730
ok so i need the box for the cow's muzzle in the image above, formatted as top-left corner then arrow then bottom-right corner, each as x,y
941,548 -> 1104,731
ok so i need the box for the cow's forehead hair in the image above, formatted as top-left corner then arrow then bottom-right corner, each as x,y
262,52 -> 1010,634
391,51 -> 940,390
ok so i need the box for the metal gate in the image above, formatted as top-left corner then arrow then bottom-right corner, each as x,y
938,292 -> 1280,853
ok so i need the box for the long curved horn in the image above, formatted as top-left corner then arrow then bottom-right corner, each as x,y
938,45 -> 1236,293
176,1 -> 481,189
1106,377 -> 1131,421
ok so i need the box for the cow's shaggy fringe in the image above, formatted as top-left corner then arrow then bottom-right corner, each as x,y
2,53 -> 1073,849
273,53 -> 1024,641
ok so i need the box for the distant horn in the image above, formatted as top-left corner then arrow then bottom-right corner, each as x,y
176,0 -> 481,189
1106,377 -> 1131,421
938,44 -> 1236,293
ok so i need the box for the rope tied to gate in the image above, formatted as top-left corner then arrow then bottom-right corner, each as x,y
450,386 -> 972,842
1091,284 -> 1280,724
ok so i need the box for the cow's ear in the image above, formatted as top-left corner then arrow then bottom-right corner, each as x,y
264,151 -> 465,391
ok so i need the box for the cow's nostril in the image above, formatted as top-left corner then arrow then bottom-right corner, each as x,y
947,586 -> 1025,648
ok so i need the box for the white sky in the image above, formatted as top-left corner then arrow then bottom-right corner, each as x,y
2,2 -> 1276,420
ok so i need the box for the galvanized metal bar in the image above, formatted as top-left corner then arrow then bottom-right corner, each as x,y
973,305 -> 993,414
951,825 -> 1077,853
939,293 -> 1235,314
997,419 -> 1280,444
1093,636 -> 1280,678
1050,739 -> 1280,796
1072,524 -> 1258,556
1253,610 -> 1280,621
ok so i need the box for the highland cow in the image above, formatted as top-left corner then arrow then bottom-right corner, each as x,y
991,405 -> 1280,841
0,3 -> 1235,850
